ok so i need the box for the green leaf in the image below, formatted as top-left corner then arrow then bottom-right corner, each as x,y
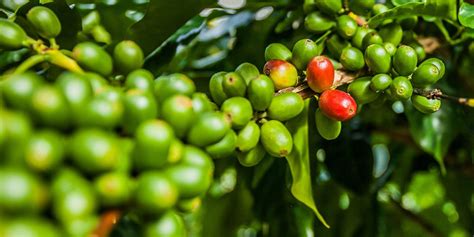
127,0 -> 214,55
285,100 -> 330,228
0,48 -> 29,72
391,0 -> 421,7
405,102 -> 462,174
459,1 -> 474,29
368,0 -> 457,28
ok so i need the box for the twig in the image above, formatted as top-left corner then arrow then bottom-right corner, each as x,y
414,88 -> 474,107
390,198 -> 442,237
90,209 -> 121,237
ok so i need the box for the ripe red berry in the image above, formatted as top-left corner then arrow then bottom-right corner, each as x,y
318,89 -> 357,121
306,56 -> 334,93
263,59 -> 298,90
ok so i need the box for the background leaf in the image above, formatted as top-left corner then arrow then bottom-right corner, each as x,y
127,0 -> 214,55
458,1 -> 474,29
285,100 -> 329,228
368,0 -> 457,28
404,102 -> 462,174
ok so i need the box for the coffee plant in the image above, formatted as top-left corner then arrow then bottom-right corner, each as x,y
0,0 -> 473,236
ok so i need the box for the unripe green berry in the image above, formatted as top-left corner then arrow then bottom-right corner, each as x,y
27,6 -> 61,39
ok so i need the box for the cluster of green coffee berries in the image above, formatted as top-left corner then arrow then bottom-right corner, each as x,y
0,6 -> 216,237
303,0 -> 445,113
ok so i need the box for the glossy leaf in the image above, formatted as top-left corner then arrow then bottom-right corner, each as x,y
405,102 -> 462,174
128,0 -> 214,55
285,100 -> 330,228
459,1 -> 474,29
368,0 -> 456,28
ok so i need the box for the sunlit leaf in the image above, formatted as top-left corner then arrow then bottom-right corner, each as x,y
286,100 -> 330,228
459,1 -> 474,29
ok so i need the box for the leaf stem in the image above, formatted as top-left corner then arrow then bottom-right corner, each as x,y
13,54 -> 48,74
389,198 -> 442,237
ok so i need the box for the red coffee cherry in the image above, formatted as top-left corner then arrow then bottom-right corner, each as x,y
306,56 -> 334,93
318,89 -> 357,121
263,59 -> 298,90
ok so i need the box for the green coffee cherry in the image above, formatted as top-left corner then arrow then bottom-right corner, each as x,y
349,0 -> 375,15
113,40 -> 144,74
222,72 -> 247,97
327,34 -> 350,59
82,10 -> 100,33
177,197 -> 201,213
187,112 -> 231,147
292,39 -> 321,70
408,41 -> 426,61
154,73 -> 196,104
383,42 -> 397,56
55,72 -> 93,122
411,95 -> 441,114
25,130 -> 65,173
264,43 -> 292,61
0,19 -> 27,49
124,69 -> 154,93
221,97 -> 253,129
192,92 -> 214,114
84,72 -> 108,94
336,15 -> 357,39
144,211 -> 186,237
304,11 -> 335,34
122,89 -> 157,134
52,179 -> 96,221
93,172 -> 132,207
180,145 -> 214,171
237,143 -> 266,167
372,3 -> 389,15
30,85 -> 70,129
420,58 -> 445,79
378,23 -> 403,46
132,120 -> 175,170
166,146 -> 214,198
27,6 -> 61,39
80,88 -> 124,129
340,46 -> 365,71
1,218 -> 61,237
411,64 -> 440,87
161,95 -> 195,138
0,111 -> 32,163
315,0 -> 342,15
72,42 -> 113,76
389,76 -> 413,100
348,76 -> 379,104
235,62 -> 260,84
236,121 -> 260,152
362,31 -> 383,49
267,92 -> 304,121
260,120 -> 293,157
1,72 -> 44,111
370,74 -> 392,91
352,27 -> 373,49
247,74 -> 274,111
209,72 -> 228,105
69,129 -> 119,174
365,44 -> 391,73
315,109 -> 341,140
393,45 -> 418,76
0,168 -> 47,214
134,172 -> 178,214
205,129 -> 237,159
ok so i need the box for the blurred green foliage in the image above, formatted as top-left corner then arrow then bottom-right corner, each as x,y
1,0 -> 473,236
